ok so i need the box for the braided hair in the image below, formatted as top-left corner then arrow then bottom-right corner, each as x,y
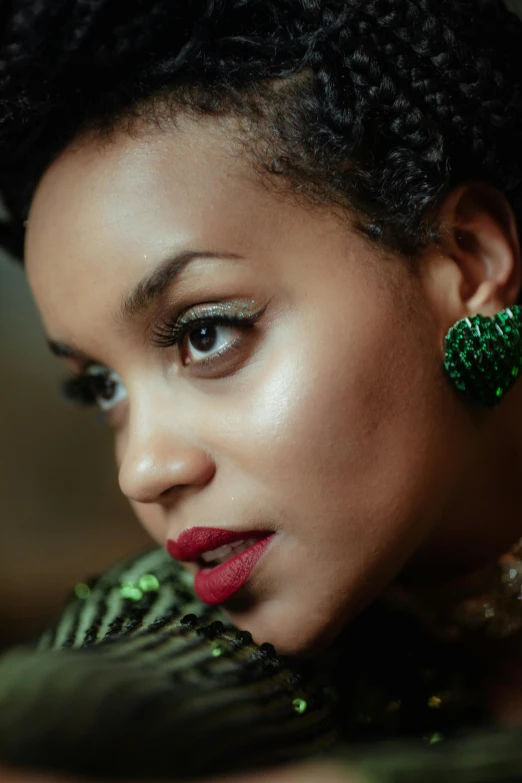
1,0 -> 522,263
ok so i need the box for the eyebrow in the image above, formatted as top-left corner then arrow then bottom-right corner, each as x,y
47,248 -> 243,362
118,249 -> 242,325
48,340 -> 86,361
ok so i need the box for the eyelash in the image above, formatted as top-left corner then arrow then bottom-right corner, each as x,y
150,312 -> 256,349
60,309 -> 262,408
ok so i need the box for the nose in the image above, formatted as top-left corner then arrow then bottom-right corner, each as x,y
118,410 -> 216,505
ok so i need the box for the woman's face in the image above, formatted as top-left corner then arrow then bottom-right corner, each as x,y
25,117 -> 465,655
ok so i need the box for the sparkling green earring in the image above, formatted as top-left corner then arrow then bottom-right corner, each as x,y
443,305 -> 522,407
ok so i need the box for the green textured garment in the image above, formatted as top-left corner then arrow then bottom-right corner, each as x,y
0,546 -> 522,781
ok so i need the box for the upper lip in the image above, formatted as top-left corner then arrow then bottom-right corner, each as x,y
166,527 -> 270,563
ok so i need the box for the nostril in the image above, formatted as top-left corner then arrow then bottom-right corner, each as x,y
159,483 -> 190,498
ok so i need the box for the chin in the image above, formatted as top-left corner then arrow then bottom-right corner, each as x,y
221,600 -> 342,659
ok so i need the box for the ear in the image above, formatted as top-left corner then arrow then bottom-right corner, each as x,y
422,181 -> 522,325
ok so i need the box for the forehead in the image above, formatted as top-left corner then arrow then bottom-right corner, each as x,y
24,118 -> 283,324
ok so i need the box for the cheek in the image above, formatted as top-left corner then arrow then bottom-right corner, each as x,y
219,288 -> 451,543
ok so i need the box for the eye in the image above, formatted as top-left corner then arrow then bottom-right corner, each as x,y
182,322 -> 240,365
85,365 -> 128,411
62,365 -> 128,412
151,301 -> 269,369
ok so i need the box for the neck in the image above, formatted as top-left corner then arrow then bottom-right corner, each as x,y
400,383 -> 522,590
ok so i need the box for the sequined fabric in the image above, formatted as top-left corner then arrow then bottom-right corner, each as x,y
1,547 -> 522,781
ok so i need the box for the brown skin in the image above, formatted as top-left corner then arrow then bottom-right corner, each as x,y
24,115 -> 522,662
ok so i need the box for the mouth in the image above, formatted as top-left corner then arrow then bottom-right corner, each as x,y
194,535 -> 275,604
198,537 -> 262,567
166,528 -> 275,605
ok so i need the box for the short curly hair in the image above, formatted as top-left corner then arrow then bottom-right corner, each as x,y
1,0 -> 522,264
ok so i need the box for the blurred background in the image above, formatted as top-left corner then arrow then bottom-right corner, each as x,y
0,250 -> 150,649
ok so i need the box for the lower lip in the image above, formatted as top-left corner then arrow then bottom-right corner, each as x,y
194,535 -> 275,604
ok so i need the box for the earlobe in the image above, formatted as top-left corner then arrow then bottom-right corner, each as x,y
438,181 -> 522,316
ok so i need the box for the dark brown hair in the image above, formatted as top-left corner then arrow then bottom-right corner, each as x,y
1,0 -> 522,263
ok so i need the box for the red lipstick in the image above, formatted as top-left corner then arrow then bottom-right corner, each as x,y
167,527 -> 268,562
166,527 -> 274,604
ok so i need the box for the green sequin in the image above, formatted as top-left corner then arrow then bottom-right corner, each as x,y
120,583 -> 143,601
138,574 -> 160,592
292,698 -> 307,715
74,583 -> 91,600
212,645 -> 224,657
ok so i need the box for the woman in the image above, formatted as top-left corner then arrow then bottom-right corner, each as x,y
2,0 -> 522,779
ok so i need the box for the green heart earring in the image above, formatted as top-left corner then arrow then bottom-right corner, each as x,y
443,305 -> 522,407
